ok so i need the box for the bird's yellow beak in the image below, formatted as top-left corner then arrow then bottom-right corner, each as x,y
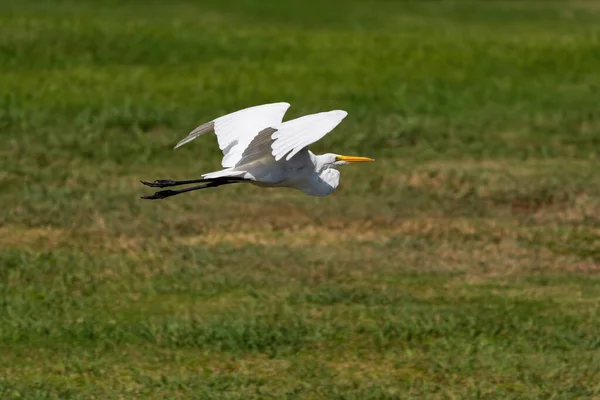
336,155 -> 375,163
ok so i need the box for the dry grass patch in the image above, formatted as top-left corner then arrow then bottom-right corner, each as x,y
0,226 -> 70,249
0,217 -> 514,254
439,239 -> 600,279
0,225 -> 164,258
533,193 -> 600,225
327,358 -> 402,384
4,218 -> 598,282
377,160 -> 595,214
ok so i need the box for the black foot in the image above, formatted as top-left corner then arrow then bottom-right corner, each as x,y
140,179 -> 178,188
140,189 -> 177,200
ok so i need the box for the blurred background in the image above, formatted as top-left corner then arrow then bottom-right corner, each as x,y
1,0 -> 600,398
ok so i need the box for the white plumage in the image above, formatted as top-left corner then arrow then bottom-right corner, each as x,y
141,102 -> 374,200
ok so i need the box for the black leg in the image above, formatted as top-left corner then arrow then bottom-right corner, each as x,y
140,179 -> 242,200
140,178 -> 208,188
140,177 -> 246,188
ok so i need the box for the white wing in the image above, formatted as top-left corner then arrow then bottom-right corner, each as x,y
175,102 -> 290,168
270,110 -> 348,161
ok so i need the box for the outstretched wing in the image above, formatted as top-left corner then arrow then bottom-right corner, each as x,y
270,110 -> 348,161
175,102 -> 290,168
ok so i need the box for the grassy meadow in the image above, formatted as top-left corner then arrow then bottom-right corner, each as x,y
2,0 -> 600,398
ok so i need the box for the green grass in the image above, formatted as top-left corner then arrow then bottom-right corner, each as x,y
2,0 -> 600,398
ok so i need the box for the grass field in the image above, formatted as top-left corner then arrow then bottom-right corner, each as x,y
2,0 -> 600,398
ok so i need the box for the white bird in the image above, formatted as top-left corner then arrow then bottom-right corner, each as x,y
141,102 -> 374,200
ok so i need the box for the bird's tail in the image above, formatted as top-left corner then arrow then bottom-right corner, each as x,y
202,169 -> 248,180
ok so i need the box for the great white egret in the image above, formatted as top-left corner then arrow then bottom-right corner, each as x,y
141,102 -> 374,200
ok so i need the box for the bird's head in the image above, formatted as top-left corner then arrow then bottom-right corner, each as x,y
320,153 -> 375,168
308,152 -> 374,196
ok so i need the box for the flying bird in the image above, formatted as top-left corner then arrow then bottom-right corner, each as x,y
141,102 -> 374,200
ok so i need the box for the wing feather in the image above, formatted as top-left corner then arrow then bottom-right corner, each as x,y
270,110 -> 347,161
235,127 -> 277,166
174,102 -> 290,168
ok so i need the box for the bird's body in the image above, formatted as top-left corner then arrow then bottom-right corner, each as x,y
141,102 -> 373,200
203,149 -> 340,196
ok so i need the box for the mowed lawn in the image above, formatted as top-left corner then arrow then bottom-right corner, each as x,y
1,0 -> 600,398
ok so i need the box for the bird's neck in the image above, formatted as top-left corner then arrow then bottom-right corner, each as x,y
311,152 -> 330,173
